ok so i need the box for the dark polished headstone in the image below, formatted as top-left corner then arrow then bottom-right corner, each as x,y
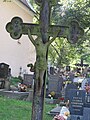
50,67 -> 54,75
48,106 -> 61,116
66,66 -> 70,71
69,115 -> 83,120
0,63 -> 9,78
65,83 -> 78,100
83,107 -> 90,120
68,89 -> 85,116
85,94 -> 90,107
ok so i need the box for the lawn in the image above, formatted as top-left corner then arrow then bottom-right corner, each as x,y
0,96 -> 55,120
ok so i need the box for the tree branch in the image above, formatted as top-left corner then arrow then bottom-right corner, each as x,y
51,44 -> 61,58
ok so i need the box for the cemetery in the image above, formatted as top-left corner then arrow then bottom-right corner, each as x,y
1,61 -> 90,120
0,61 -> 90,119
47,77 -> 90,120
0,62 -> 33,101
0,0 -> 89,120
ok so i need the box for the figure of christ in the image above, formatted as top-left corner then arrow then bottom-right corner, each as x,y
28,29 -> 59,95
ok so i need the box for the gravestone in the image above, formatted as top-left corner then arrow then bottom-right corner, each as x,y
48,106 -> 61,116
0,63 -> 11,90
66,66 -> 70,71
0,90 -> 29,100
0,63 -> 9,78
50,67 -> 54,75
83,94 -> 90,120
48,75 -> 63,98
66,90 -> 90,120
83,107 -> 90,120
67,89 -> 85,120
84,94 -> 90,107
69,115 -> 83,120
65,83 -> 78,100
23,74 -> 34,88
68,89 -> 85,116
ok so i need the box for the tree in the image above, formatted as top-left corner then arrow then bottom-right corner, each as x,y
49,38 -> 76,67
48,0 -> 90,67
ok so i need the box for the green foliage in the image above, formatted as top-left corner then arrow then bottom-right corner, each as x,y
28,0 -> 90,66
10,77 -> 21,86
28,0 -> 90,67
49,0 -> 90,67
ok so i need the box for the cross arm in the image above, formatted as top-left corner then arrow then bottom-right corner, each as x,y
47,29 -> 60,46
6,17 -> 40,39
67,20 -> 84,44
6,17 -> 84,44
6,17 -> 68,39
35,0 -> 58,6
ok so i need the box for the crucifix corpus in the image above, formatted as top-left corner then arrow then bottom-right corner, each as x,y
6,0 -> 84,120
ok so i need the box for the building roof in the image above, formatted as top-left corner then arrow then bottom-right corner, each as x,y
19,0 -> 35,13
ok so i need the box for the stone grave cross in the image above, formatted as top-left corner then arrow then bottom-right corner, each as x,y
6,1 -> 84,120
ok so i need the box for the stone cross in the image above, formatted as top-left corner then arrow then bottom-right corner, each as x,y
6,17 -> 84,44
75,58 -> 89,67
6,1 -> 84,120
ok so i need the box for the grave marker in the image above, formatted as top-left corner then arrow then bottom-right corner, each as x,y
6,0 -> 84,119
65,83 -> 78,100
48,75 -> 63,98
0,63 -> 9,78
85,94 -> 90,107
83,107 -> 90,120
23,74 -> 33,88
68,89 -> 85,116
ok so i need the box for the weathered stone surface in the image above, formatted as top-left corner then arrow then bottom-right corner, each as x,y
0,90 -> 31,100
48,106 -> 61,116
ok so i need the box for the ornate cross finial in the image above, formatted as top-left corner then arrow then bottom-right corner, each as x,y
6,17 -> 23,39
68,21 -> 84,44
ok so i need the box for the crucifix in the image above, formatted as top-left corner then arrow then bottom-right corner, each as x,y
75,58 -> 89,67
6,0 -> 84,120
75,58 -> 89,74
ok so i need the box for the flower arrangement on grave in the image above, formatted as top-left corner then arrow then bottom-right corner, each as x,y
48,91 -> 55,99
85,83 -> 90,94
18,83 -> 27,92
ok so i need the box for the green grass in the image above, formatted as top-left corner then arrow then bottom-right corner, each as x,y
0,96 -> 55,120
